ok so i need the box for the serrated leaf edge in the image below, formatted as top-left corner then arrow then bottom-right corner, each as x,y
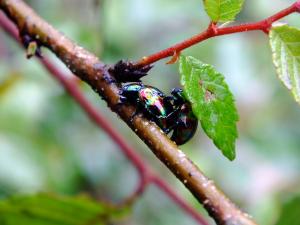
203,0 -> 245,22
179,55 -> 238,160
270,25 -> 300,104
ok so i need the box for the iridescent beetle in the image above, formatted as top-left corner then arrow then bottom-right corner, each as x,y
120,83 -> 174,132
120,83 -> 198,145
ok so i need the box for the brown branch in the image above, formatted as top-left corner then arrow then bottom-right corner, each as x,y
0,1 -> 257,224
42,57 -> 211,225
0,11 -> 209,225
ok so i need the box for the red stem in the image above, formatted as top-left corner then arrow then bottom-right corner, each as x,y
136,2 -> 300,67
0,12 -> 209,225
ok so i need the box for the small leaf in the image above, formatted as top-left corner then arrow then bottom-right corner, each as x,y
179,55 -> 238,160
203,0 -> 245,22
0,193 -> 129,225
270,25 -> 300,104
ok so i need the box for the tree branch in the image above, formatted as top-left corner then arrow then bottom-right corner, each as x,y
41,56 -> 212,225
0,11 -> 210,225
0,0 -> 257,224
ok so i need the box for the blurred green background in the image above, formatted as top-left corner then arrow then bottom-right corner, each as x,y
0,0 -> 300,224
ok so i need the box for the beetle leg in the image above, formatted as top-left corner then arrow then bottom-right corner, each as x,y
129,110 -> 140,123
129,101 -> 143,123
160,102 -> 183,134
163,120 -> 180,134
160,111 -> 181,134
118,95 -> 127,103
115,90 -> 127,110
163,96 -> 175,106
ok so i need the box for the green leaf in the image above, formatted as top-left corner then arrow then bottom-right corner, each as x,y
270,25 -> 300,104
203,0 -> 245,22
179,55 -> 238,160
276,194 -> 300,225
0,193 -> 129,225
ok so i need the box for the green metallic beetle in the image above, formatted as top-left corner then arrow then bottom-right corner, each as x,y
120,83 -> 198,145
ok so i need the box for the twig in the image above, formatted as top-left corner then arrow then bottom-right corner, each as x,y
0,11 -> 209,225
0,1 -> 258,224
135,1 -> 300,67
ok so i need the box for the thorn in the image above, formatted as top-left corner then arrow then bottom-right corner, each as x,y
166,51 -> 181,65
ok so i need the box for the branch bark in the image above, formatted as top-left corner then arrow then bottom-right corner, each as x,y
0,0 -> 257,224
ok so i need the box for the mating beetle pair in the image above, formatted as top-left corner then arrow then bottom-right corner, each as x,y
120,83 -> 198,145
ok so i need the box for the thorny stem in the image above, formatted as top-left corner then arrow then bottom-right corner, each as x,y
0,11 -> 209,225
136,1 -> 300,67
